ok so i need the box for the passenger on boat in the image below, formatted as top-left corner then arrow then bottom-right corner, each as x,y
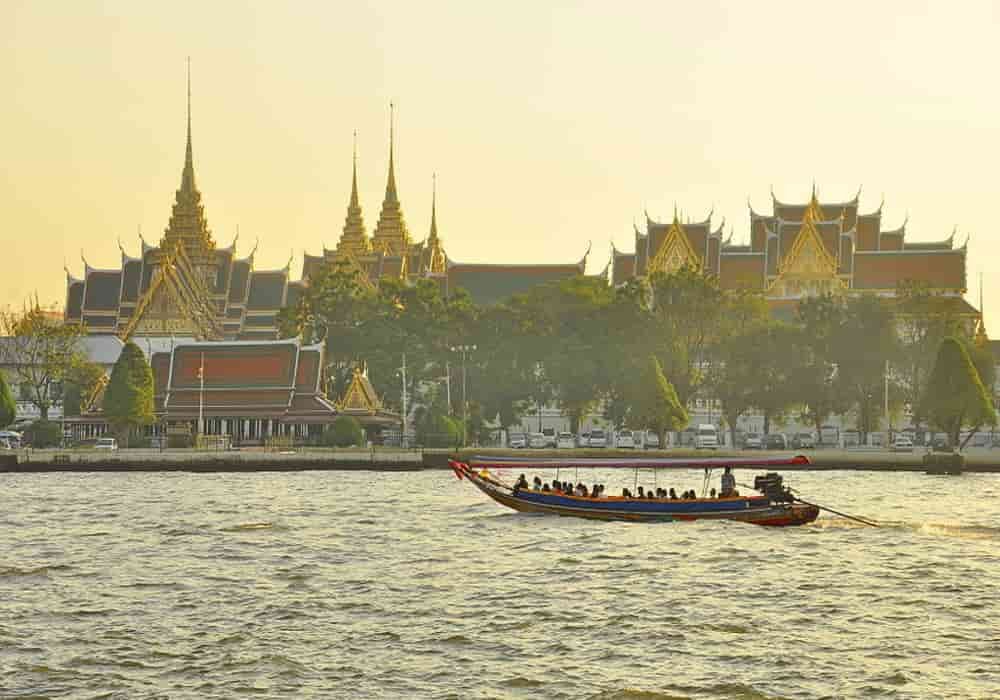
622,488 -> 632,498
592,483 -> 601,498
710,487 -> 717,498
637,486 -> 645,498
515,474 -> 529,491
578,484 -> 589,497
669,488 -> 678,500
552,479 -> 561,493
721,467 -> 736,497
646,491 -> 655,500
542,483 -> 551,492
532,476 -> 542,491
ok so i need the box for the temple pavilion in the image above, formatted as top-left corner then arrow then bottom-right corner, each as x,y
611,188 -> 976,320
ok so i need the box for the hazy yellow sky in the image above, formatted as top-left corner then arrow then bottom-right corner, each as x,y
2,1 -> 999,315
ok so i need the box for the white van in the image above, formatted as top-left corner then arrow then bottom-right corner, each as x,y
695,424 -> 718,450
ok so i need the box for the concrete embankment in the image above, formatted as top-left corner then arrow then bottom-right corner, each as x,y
0,448 -> 428,472
2,447 -> 1000,473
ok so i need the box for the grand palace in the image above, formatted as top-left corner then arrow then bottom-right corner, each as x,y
55,77 -> 980,442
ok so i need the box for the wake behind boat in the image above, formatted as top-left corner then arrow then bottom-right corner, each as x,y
450,455 -> 819,527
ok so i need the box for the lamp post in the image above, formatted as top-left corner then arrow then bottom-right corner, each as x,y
197,351 -> 205,443
450,344 -> 476,447
400,353 -> 408,448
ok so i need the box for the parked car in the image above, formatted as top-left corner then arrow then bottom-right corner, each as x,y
891,436 -> 914,452
695,424 -> 718,450
791,432 -> 815,449
615,429 -> 635,449
509,433 -> 527,449
0,430 -> 22,448
94,437 -> 118,451
541,427 -> 556,447
643,431 -> 661,449
556,432 -> 575,449
528,432 -> 547,449
0,438 -> 13,450
588,429 -> 607,448
743,433 -> 762,450
763,433 -> 787,450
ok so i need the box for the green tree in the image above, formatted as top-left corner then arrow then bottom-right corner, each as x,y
628,355 -> 688,447
0,304 -> 86,419
322,416 -> 366,447
0,372 -> 15,428
895,281 -> 965,431
744,322 -> 803,435
61,359 -> 106,417
832,295 -> 901,442
920,336 -> 997,449
102,341 -> 154,445
648,266 -> 724,407
707,289 -> 770,445
794,294 -> 849,443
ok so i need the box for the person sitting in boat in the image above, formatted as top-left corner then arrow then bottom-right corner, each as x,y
721,467 -> 736,497
542,483 -> 551,492
637,486 -> 645,498
669,488 -> 678,500
622,487 -> 632,498
710,487 -> 717,498
592,483 -> 601,498
514,474 -> 529,492
532,476 -> 542,490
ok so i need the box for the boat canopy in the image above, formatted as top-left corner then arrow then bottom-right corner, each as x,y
466,455 -> 810,470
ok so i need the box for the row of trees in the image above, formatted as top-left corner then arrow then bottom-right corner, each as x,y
281,262 -> 997,447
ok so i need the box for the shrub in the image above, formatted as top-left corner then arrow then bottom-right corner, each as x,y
23,420 -> 62,448
420,413 -> 462,448
323,416 -> 366,447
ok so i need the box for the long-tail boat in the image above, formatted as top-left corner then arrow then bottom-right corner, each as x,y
450,455 -> 819,527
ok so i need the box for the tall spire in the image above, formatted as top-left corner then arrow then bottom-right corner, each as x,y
162,57 -> 214,256
337,130 -> 369,256
428,172 -> 438,241
423,173 -> 445,273
373,102 -> 410,255
182,56 -> 195,194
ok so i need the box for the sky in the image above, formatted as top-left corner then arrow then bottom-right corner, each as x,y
2,1 -> 999,316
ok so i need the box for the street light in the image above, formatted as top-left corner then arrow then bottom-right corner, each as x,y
450,344 -> 477,447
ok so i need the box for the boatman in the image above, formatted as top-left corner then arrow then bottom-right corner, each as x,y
721,467 -> 736,497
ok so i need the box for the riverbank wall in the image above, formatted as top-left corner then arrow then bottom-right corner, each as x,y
3,447 -> 1000,473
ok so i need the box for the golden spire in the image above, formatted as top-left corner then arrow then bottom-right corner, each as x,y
976,271 -> 989,347
337,130 -> 369,256
372,102 -> 410,255
161,58 -> 214,257
428,172 -> 438,242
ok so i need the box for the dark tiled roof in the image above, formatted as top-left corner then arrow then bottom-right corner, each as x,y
215,250 -> 233,294
83,314 -> 116,328
229,261 -> 251,303
247,271 -> 287,310
852,251 -> 965,290
243,314 -> 277,327
295,350 -> 320,391
285,281 -> 304,309
83,271 -> 122,311
612,254 -> 636,286
447,264 -> 583,305
121,261 -> 142,303
66,282 -> 85,320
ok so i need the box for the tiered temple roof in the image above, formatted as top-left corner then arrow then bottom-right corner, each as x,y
611,187 -> 974,314
152,339 -> 336,423
66,70 -> 300,341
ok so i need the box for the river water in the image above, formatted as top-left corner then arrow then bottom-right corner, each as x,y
0,469 -> 997,699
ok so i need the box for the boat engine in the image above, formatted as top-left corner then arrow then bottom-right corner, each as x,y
754,472 -> 794,502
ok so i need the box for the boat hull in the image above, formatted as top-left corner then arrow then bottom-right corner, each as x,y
452,462 -> 818,527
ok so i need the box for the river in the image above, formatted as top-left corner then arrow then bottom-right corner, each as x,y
1,469 -> 997,699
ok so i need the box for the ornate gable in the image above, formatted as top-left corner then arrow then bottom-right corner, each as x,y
769,198 -> 844,298
337,367 -> 383,414
648,217 -> 701,275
